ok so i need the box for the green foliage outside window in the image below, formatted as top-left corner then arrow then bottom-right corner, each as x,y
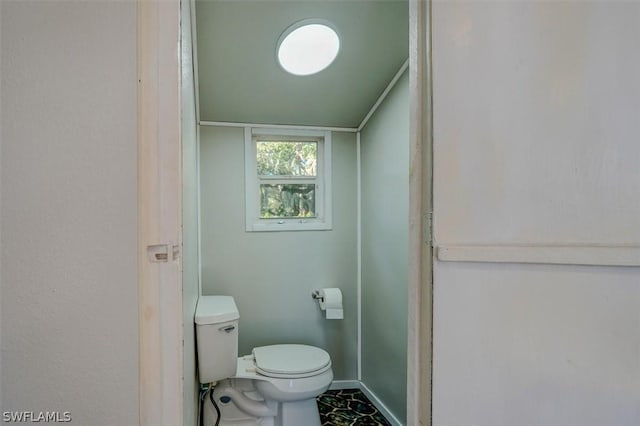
256,140 -> 318,219
256,141 -> 317,176
260,184 -> 316,218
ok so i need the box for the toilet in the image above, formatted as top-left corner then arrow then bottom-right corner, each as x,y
195,295 -> 333,426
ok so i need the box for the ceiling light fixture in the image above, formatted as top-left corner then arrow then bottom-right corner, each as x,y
277,20 -> 340,76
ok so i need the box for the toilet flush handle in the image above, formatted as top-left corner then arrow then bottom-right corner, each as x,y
219,325 -> 235,333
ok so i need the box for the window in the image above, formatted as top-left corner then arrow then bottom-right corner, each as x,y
245,127 -> 332,231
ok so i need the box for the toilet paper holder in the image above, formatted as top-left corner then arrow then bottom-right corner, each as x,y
311,290 -> 324,302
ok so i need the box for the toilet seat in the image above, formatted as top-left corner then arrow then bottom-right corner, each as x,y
252,344 -> 331,379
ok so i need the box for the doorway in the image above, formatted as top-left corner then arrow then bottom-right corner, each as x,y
137,1 -> 432,425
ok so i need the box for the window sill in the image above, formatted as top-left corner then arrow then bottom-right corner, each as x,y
246,220 -> 332,232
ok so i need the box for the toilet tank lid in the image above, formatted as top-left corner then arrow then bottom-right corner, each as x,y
195,296 -> 239,324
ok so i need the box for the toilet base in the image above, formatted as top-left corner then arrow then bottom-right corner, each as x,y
280,399 -> 321,426
204,379 -> 322,426
204,379 -> 274,426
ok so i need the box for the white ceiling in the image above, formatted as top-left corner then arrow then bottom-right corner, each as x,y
195,0 -> 409,128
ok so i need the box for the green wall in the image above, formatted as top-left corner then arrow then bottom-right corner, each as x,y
199,126 -> 358,380
360,70 -> 409,423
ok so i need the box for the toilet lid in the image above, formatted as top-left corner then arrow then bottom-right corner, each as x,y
252,344 -> 331,378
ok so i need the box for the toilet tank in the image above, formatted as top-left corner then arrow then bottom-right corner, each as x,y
195,296 -> 239,383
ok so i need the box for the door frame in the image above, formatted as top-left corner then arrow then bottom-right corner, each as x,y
136,0 -> 433,424
138,0 -> 183,425
407,1 -> 433,425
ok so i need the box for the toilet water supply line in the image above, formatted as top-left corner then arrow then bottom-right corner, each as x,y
199,383 -> 221,426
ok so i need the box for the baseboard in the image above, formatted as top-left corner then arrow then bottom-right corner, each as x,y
329,380 -> 404,426
359,382 -> 404,426
329,380 -> 360,390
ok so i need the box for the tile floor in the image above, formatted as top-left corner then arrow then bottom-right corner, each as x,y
316,389 -> 392,426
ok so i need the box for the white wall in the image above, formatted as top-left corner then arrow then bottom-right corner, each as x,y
199,126 -> 358,380
433,2 -> 640,425
0,2 -> 139,424
181,0 -> 200,424
433,1 -> 640,245
360,70 -> 409,424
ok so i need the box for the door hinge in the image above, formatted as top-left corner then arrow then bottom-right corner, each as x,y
424,212 -> 433,245
147,244 -> 180,263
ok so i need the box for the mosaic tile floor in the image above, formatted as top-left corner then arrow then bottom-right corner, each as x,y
317,389 -> 392,426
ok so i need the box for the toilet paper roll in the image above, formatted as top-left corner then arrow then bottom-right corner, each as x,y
318,288 -> 342,311
325,308 -> 344,320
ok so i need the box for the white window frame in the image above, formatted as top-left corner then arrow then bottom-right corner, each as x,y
244,127 -> 332,232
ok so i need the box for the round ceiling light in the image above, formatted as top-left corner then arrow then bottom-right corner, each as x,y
277,20 -> 340,76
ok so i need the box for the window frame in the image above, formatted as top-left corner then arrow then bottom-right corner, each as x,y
244,127 -> 332,232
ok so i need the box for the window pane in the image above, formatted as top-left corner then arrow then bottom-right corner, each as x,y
260,184 -> 316,218
256,141 -> 317,177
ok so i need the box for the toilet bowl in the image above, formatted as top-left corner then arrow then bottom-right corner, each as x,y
239,344 -> 333,400
195,296 -> 334,426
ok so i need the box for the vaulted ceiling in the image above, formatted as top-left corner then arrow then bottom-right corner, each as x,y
195,0 -> 408,128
